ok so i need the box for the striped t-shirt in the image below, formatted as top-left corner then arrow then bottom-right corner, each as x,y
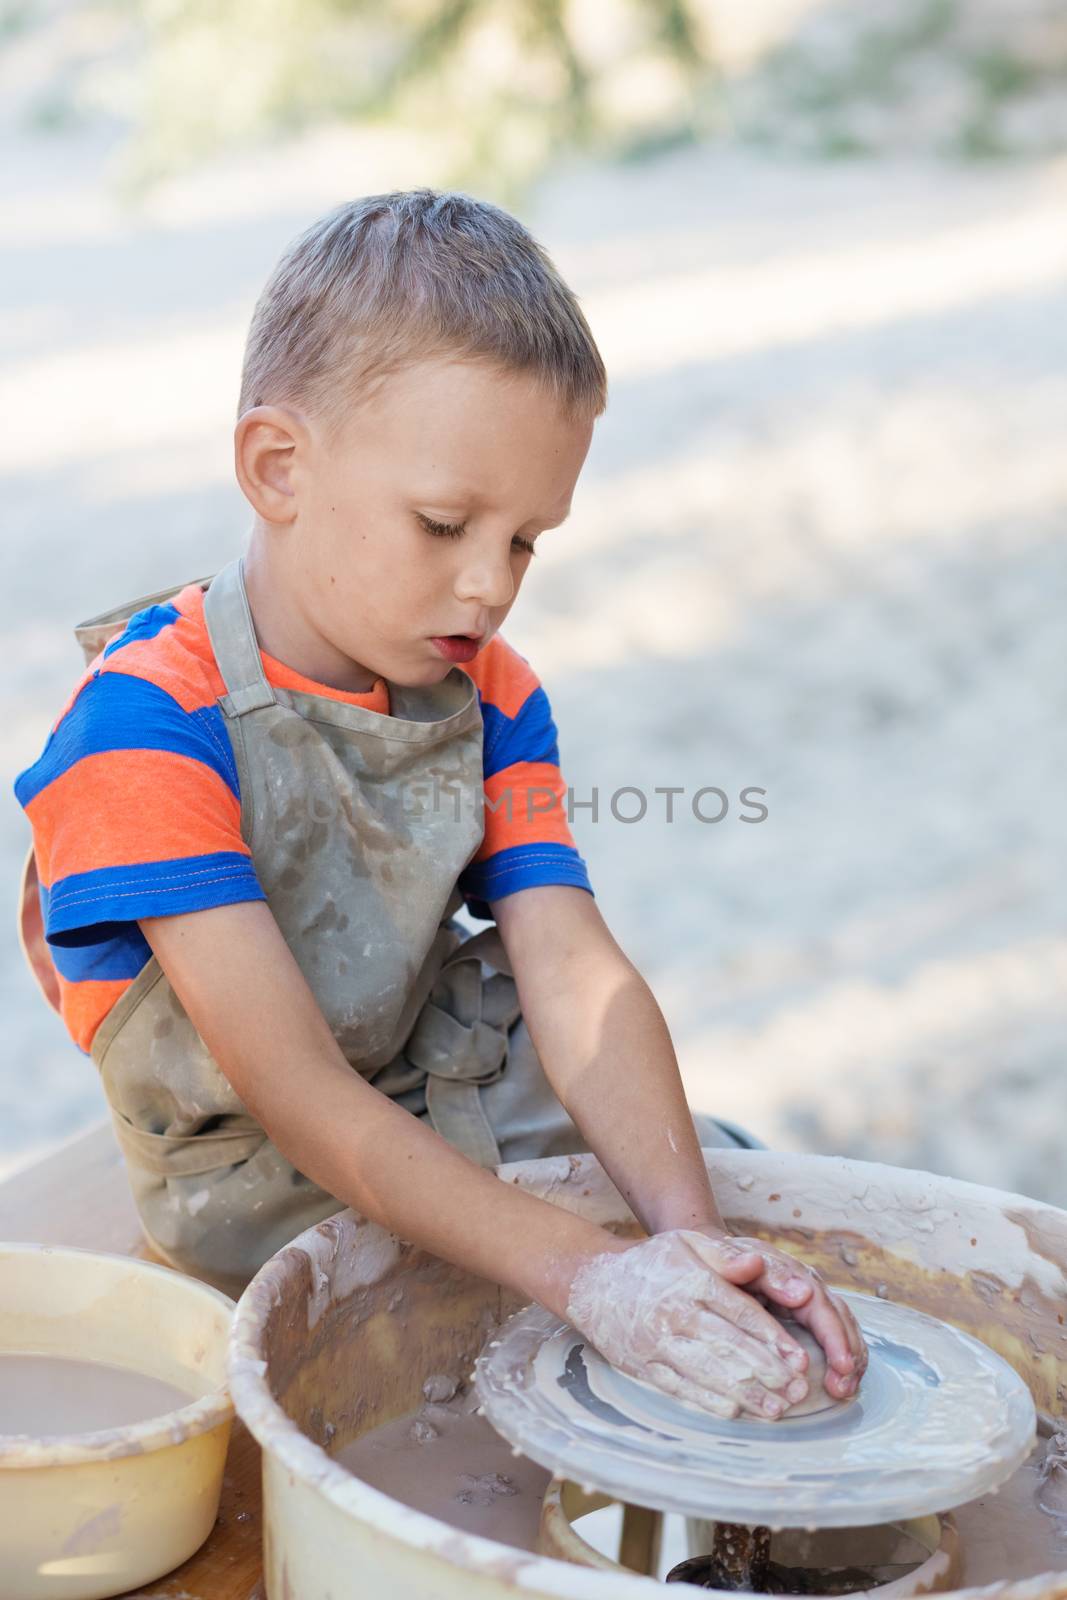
15,582 -> 592,1052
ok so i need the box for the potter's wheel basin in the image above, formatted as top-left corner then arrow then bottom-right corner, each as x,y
228,1149 -> 1067,1599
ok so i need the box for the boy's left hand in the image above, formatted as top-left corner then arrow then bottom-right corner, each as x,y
693,1227 -> 868,1401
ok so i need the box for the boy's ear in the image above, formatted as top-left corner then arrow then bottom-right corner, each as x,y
234,404 -> 310,525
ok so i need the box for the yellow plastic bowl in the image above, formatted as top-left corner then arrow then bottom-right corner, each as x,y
0,1242 -> 235,1600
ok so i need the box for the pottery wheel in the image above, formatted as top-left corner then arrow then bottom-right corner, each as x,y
474,1292 -> 1035,1528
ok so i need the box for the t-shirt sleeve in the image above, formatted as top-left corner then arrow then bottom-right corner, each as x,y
14,664 -> 265,1048
458,638 -> 593,922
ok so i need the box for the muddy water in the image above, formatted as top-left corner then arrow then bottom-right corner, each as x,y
336,1383 -> 551,1550
954,1431 -> 1067,1584
0,1353 -> 198,1437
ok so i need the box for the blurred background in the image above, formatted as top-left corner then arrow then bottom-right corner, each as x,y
1,0 -> 1064,1197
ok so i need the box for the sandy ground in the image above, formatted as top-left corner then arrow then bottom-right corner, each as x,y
1,114 -> 1064,1199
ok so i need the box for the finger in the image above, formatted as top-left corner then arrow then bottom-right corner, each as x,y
689,1310 -> 808,1401
724,1240 -> 834,1328
836,1295 -> 869,1380
788,1283 -> 858,1385
682,1238 -> 810,1359
644,1359 -> 740,1420
824,1294 -> 867,1399
738,1244 -> 821,1312
688,1237 -> 766,1289
688,1266 -> 810,1371
664,1338 -> 806,1419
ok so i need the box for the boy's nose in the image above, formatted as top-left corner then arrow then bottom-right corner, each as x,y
454,553 -> 516,611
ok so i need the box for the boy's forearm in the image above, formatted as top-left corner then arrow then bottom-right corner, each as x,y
140,904 -> 623,1321
256,1054 -> 623,1316
514,942 -> 728,1236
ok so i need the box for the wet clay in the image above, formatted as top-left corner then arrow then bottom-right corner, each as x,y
954,1429 -> 1067,1584
336,1387 -> 551,1550
0,1353 -> 197,1437
614,1322 -> 845,1423
771,1324 -> 846,1419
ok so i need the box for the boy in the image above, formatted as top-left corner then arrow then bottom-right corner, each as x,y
15,191 -> 864,1419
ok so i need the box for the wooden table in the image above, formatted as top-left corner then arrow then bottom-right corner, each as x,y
0,1123 -> 264,1599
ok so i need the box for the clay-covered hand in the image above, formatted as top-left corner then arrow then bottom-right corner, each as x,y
564,1229 -> 817,1420
693,1228 -> 869,1401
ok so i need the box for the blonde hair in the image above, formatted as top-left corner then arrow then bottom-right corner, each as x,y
238,189 -> 607,434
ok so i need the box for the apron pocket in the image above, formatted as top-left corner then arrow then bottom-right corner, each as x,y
110,1107 -> 266,1178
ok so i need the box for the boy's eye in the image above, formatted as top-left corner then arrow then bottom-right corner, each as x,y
418,514 -> 466,539
417,514 -> 537,558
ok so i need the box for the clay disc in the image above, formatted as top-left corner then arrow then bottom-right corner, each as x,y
474,1291 -> 1035,1528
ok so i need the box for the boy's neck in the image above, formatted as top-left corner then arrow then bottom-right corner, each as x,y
242,535 -> 380,694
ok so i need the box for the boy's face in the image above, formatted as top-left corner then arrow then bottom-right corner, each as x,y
243,358 -> 594,691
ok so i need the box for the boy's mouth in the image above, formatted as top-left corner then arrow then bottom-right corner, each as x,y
430,634 -> 483,664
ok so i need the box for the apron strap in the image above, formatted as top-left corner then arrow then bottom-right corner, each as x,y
405,927 -> 521,1168
203,558 -> 277,716
202,558 -> 511,1171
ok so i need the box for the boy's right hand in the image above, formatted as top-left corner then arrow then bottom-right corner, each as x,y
565,1229 -> 815,1420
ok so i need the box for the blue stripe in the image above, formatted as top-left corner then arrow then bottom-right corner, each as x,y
479,686 -> 560,781
48,926 -> 152,983
102,603 -> 181,658
460,842 -> 593,920
43,852 -> 264,946
14,672 -> 238,808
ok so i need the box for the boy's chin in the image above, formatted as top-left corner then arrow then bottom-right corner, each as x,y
385,647 -> 463,688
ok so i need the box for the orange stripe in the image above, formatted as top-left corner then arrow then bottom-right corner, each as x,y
28,748 -> 244,884
262,650 -> 390,712
173,582 -> 211,620
474,759 -> 577,860
57,975 -> 133,1054
99,599 -> 224,714
463,634 -> 539,720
